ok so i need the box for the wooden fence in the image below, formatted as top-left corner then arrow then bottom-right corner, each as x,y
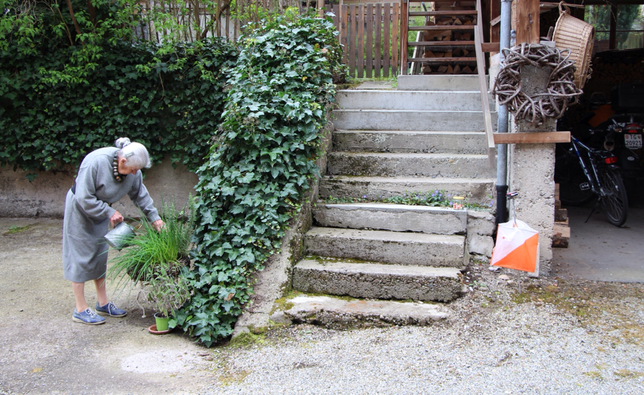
133,0 -> 401,79
330,2 -> 401,78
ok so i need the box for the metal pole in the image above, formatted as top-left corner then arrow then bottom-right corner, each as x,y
496,0 -> 512,224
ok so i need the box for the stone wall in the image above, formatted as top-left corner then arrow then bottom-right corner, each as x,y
0,158 -> 199,218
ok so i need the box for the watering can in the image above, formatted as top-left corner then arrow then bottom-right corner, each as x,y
104,222 -> 136,250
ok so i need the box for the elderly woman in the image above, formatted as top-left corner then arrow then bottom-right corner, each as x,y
62,138 -> 164,325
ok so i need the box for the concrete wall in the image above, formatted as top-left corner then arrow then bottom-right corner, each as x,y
0,158 -> 199,218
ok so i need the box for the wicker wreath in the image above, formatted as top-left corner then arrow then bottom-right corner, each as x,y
492,43 -> 583,125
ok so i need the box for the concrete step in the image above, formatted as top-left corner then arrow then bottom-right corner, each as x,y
304,227 -> 466,268
292,259 -> 463,302
283,295 -> 449,329
327,152 -> 496,178
332,109 -> 497,131
336,90 -> 494,111
313,203 -> 467,235
333,130 -> 488,154
319,176 -> 495,205
397,74 -> 489,91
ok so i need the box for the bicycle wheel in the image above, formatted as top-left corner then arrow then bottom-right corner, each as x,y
598,166 -> 629,227
555,148 -> 595,206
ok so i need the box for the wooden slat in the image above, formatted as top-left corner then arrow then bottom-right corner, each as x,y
493,132 -> 571,144
358,4 -> 365,78
375,3 -> 382,78
409,57 -> 477,63
383,2 -> 390,78
349,4 -> 356,77
409,25 -> 475,31
393,2 -> 400,76
341,4 -> 348,66
366,4 -> 373,78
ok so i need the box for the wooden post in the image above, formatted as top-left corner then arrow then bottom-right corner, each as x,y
400,0 -> 408,75
609,4 -> 617,50
512,0 -> 540,44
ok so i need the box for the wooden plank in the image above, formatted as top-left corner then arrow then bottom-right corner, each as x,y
366,4 -> 373,78
392,2 -> 400,76
493,132 -> 571,144
358,4 -> 365,78
383,2 -> 391,78
552,223 -> 570,248
481,42 -> 500,52
375,3 -> 382,78
512,0 -> 540,44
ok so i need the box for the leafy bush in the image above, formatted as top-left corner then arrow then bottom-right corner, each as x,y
0,37 -> 237,178
174,10 -> 343,346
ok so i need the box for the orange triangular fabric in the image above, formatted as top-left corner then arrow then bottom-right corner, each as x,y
491,233 -> 539,272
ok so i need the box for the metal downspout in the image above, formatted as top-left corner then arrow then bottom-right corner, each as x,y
496,0 -> 512,224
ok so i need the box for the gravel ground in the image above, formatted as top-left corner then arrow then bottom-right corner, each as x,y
205,268 -> 644,395
1,217 -> 644,394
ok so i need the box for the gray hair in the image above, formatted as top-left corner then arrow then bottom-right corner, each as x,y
115,137 -> 152,169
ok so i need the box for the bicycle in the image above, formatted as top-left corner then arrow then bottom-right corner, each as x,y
555,136 -> 629,227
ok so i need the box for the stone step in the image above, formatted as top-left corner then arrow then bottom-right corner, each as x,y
283,295 -> 450,329
313,203 -> 467,235
397,74 -> 488,91
292,259 -> 463,302
333,130 -> 488,154
332,109 -> 497,131
336,90 -> 494,111
319,176 -> 495,205
304,227 -> 466,268
327,152 -> 496,178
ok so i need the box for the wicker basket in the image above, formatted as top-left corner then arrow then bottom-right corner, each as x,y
553,2 -> 595,89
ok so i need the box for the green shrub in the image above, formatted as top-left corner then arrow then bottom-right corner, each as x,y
174,10 -> 343,346
0,38 -> 237,178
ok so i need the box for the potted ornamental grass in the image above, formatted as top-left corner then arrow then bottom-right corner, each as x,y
107,201 -> 194,333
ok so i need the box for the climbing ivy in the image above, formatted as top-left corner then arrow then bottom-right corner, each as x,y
0,38 -> 237,177
174,10 -> 344,346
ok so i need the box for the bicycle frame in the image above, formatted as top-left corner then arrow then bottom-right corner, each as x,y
568,136 -> 621,199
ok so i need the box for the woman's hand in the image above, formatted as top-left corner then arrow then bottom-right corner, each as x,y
110,211 -> 124,227
152,219 -> 165,232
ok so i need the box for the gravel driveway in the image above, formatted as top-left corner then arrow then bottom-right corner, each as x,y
1,217 -> 643,394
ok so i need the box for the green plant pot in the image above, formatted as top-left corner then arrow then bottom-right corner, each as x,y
154,313 -> 170,332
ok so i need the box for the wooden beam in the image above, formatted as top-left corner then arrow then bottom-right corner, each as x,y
493,131 -> 571,144
512,0 -> 541,44
481,42 -> 500,52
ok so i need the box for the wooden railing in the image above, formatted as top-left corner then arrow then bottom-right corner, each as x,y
474,0 -> 496,162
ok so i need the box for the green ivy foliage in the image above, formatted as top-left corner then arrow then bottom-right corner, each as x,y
0,38 -> 237,177
174,11 -> 343,346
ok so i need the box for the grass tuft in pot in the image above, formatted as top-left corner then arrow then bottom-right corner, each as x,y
108,201 -> 194,322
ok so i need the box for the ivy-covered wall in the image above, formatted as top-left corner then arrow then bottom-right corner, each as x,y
0,38 -> 237,179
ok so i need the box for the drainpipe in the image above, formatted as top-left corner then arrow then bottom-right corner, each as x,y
496,0 -> 512,224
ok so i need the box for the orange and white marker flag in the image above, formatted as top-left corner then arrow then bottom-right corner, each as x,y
490,219 -> 539,273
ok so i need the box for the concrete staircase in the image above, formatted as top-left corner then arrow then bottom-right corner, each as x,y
287,75 -> 497,327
